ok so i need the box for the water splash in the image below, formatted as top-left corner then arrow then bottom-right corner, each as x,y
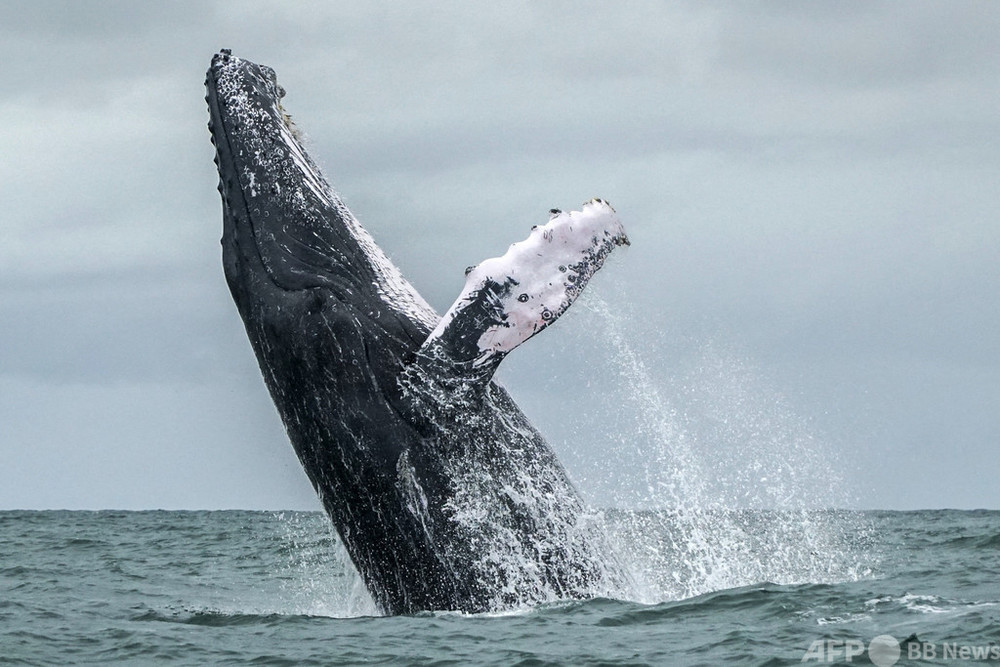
271,512 -> 377,617
571,292 -> 877,602
398,360 -> 632,612
268,290 -> 877,613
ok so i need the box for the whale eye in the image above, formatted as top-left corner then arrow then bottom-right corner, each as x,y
558,265 -> 566,272
517,293 -> 529,303
465,265 -> 476,276
541,308 -> 553,320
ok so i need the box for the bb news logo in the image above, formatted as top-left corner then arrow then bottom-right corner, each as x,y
802,635 -> 1000,664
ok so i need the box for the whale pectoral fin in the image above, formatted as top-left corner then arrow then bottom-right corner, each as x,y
412,199 -> 629,382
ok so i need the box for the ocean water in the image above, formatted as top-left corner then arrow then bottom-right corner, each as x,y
4,296 -> 995,664
2,509 -> 999,665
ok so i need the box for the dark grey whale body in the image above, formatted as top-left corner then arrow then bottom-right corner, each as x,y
206,51 -> 629,614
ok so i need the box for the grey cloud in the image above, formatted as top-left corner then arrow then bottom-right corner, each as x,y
1,1 -> 998,510
716,1 -> 1000,87
0,271 -> 237,384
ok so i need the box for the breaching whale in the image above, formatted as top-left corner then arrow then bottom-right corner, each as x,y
206,51 -> 630,614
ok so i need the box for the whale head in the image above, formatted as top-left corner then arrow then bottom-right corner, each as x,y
205,50 -> 436,332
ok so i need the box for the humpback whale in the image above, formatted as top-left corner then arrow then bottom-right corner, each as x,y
206,51 -> 630,614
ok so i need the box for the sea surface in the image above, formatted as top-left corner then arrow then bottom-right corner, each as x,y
2,509 -> 999,665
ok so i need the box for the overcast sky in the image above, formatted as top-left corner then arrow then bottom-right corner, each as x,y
1,1 -> 997,511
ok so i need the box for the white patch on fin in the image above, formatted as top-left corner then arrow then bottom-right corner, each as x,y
423,199 -> 628,369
